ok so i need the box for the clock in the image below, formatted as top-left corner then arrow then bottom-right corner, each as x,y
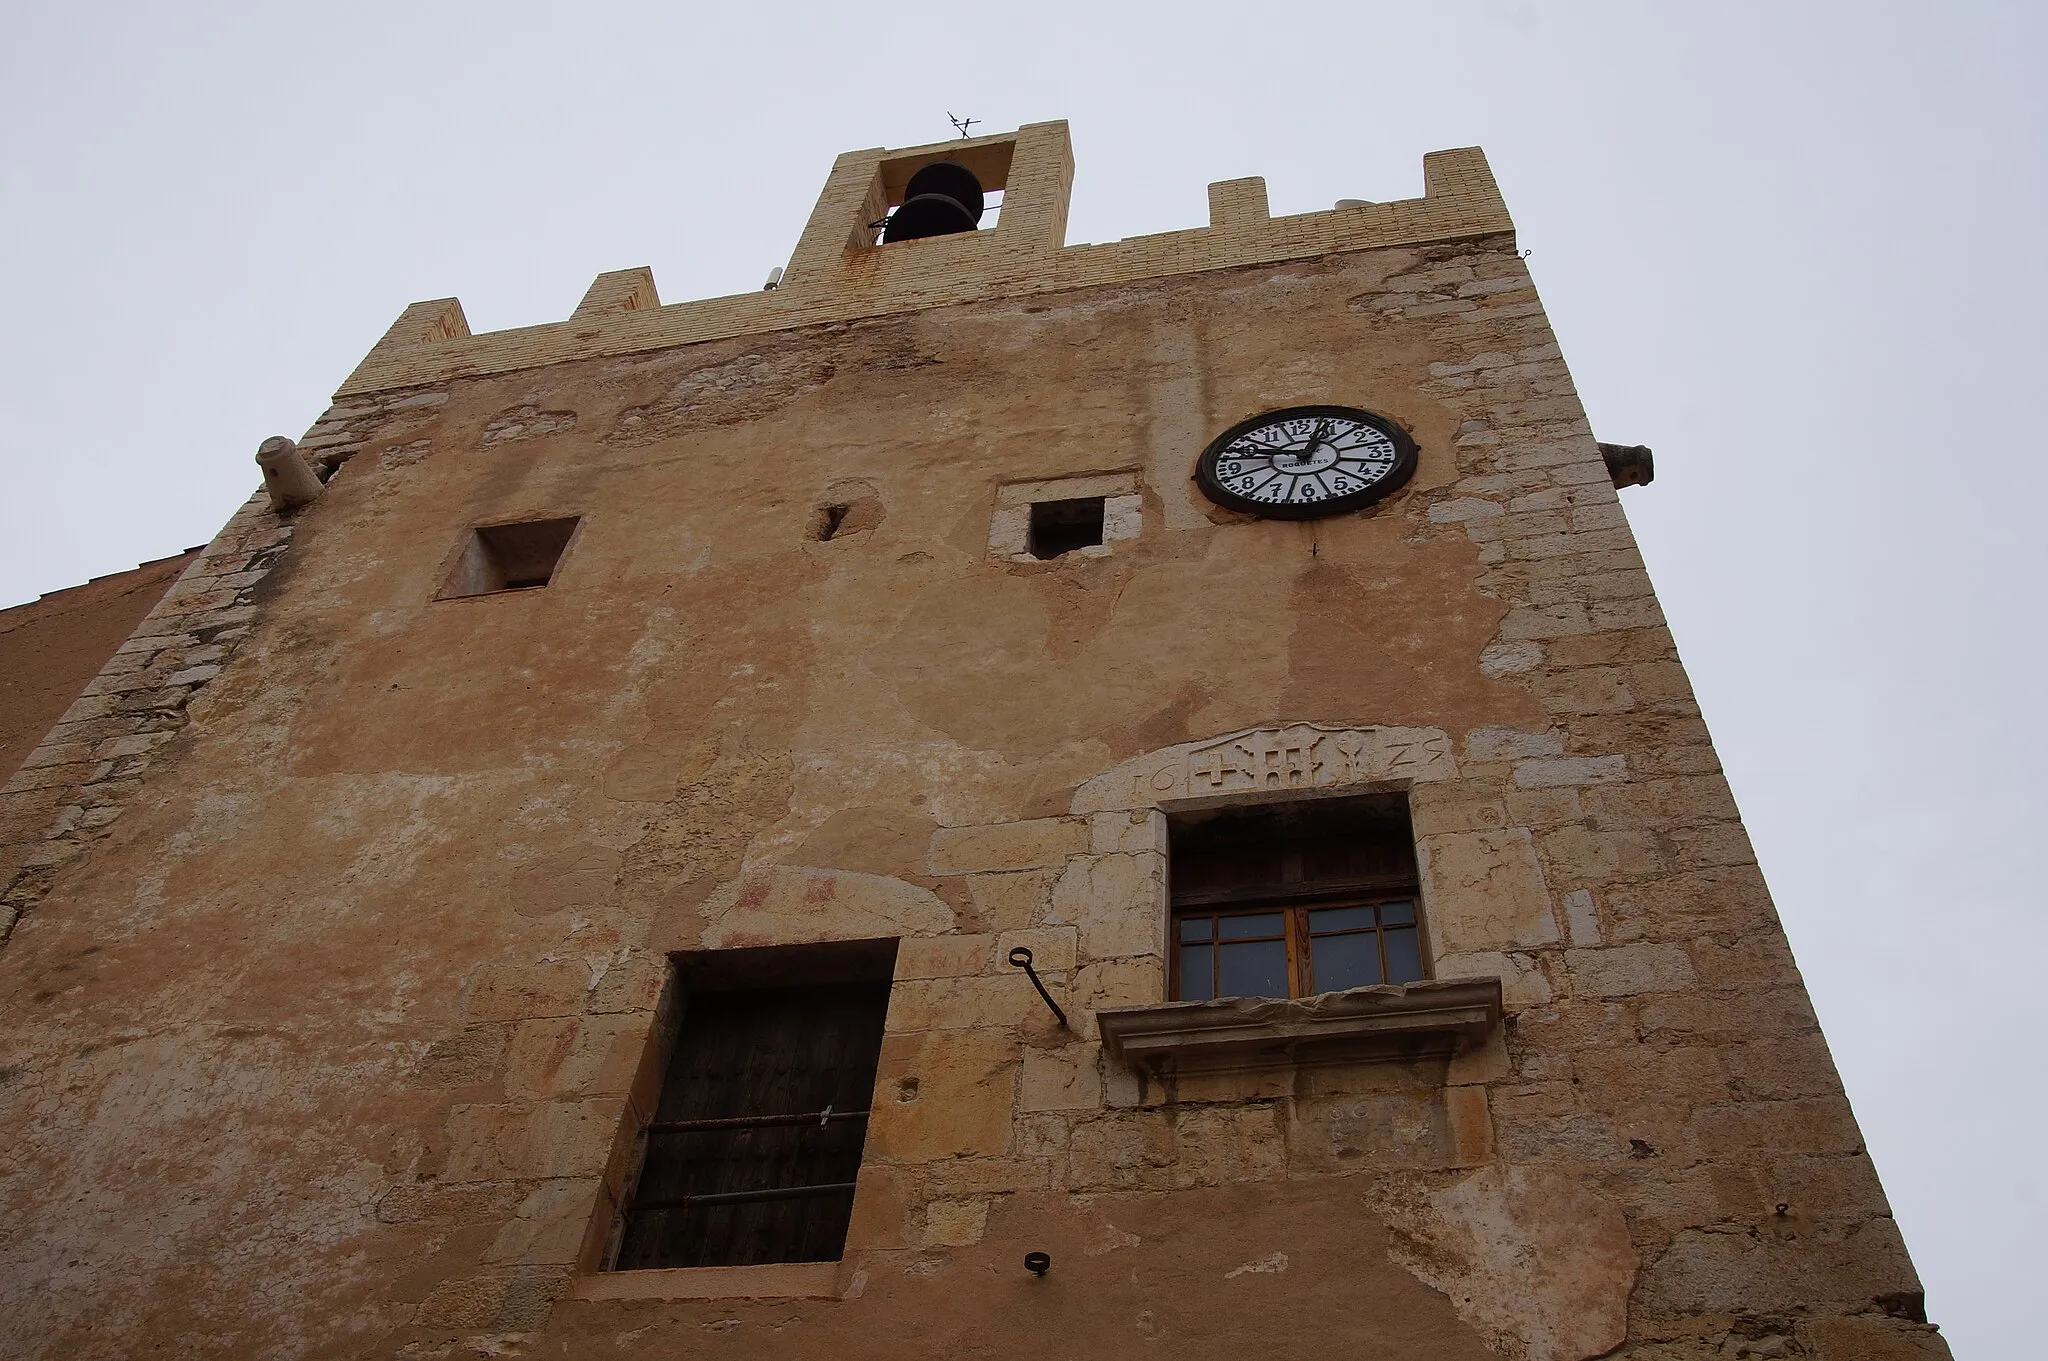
1194,405 -> 1418,520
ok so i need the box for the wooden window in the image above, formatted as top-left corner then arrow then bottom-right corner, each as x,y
611,946 -> 893,1271
1169,795 -> 1426,1001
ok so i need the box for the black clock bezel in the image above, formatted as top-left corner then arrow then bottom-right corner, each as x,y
1194,404 -> 1420,521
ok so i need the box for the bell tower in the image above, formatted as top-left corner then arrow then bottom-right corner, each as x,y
0,123 -> 1950,1361
784,122 -> 1070,275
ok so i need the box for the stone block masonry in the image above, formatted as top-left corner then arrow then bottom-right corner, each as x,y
0,495 -> 286,942
0,549 -> 201,783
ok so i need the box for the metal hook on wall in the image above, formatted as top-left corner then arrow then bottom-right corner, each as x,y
1006,947 -> 1070,1029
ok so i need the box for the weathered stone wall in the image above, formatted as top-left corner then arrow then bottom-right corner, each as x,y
0,515 -> 287,943
0,149 -> 1947,1360
0,549 -> 197,784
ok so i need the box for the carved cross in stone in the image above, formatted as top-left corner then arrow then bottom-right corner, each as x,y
1188,743 -> 1247,789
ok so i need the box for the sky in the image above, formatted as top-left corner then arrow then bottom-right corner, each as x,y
2,0 -> 2042,1351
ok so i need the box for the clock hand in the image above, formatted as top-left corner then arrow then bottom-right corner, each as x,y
1295,421 -> 1330,464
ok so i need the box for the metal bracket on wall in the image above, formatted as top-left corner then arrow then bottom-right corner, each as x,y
1007,947 -> 1071,1029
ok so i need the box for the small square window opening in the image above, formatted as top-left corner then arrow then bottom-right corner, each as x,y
438,517 -> 579,598
1169,794 -> 1426,1001
1028,497 -> 1106,560
988,475 -> 1139,562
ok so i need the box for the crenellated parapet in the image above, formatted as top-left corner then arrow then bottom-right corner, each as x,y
338,122 -> 1513,397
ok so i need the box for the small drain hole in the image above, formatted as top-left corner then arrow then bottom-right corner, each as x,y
813,505 -> 851,541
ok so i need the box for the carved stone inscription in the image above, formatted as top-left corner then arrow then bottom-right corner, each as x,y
1073,723 -> 1454,814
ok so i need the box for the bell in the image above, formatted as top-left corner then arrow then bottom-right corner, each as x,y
882,161 -> 986,243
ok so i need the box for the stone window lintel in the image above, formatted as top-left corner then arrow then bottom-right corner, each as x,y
1096,976 -> 1502,1068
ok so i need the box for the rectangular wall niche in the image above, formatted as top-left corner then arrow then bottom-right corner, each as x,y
438,516 -> 579,598
607,938 -> 898,1273
988,472 -> 1142,563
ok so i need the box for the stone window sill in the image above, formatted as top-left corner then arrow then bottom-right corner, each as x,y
574,1260 -> 842,1302
1096,977 -> 1502,1068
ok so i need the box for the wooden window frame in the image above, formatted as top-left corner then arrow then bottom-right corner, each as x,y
1170,892 -> 1427,1001
1167,795 -> 1428,1003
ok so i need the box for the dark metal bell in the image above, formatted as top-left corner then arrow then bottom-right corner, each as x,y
881,161 -> 986,243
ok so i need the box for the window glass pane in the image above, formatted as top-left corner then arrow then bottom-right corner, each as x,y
1179,944 -> 1214,1000
1310,931 -> 1382,992
1178,916 -> 1213,943
1383,927 -> 1423,983
1218,912 -> 1285,940
1308,905 -> 1375,934
1217,939 -> 1288,998
1379,900 -> 1416,926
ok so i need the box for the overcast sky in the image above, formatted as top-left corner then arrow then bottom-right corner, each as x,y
3,1 -> 2041,1351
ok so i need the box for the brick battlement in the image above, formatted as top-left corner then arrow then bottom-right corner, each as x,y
338,122 -> 1512,397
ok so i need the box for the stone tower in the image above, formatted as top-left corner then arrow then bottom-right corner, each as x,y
0,122 -> 1948,1359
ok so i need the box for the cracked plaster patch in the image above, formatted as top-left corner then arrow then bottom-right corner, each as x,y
1375,1165 -> 1636,1361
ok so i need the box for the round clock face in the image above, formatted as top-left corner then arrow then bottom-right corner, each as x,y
1195,405 -> 1418,520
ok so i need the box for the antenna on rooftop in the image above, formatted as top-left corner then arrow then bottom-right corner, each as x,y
948,112 -> 980,138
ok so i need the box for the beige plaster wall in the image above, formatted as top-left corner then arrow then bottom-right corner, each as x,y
0,233 -> 1947,1360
